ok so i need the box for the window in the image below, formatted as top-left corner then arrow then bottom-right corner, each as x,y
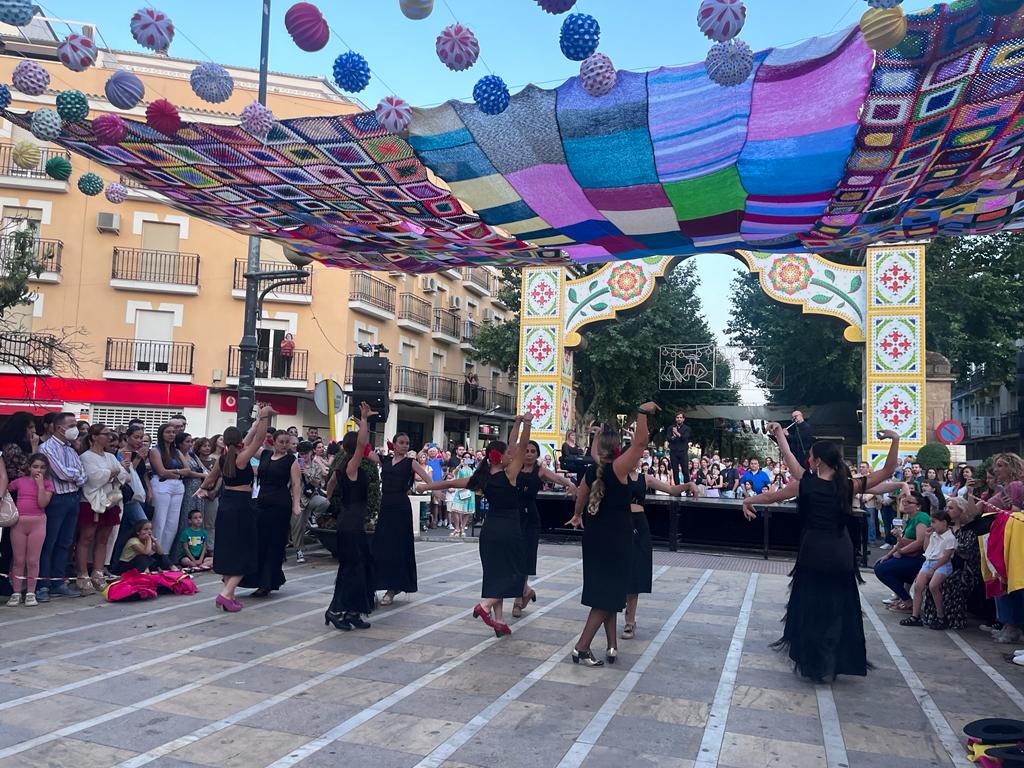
400,342 -> 415,368
356,327 -> 376,346
140,221 -> 181,252
431,352 -> 444,375
134,309 -> 175,372
256,326 -> 293,379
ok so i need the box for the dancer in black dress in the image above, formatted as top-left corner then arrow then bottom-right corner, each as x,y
567,402 -> 658,667
743,423 -> 900,681
198,405 -> 274,613
374,432 -> 435,606
420,413 -> 532,637
513,439 -> 577,618
241,430 -> 301,597
622,463 -> 698,639
325,401 -> 379,631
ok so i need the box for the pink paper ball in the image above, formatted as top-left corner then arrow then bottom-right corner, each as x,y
57,33 -> 97,72
579,52 -> 616,97
285,3 -> 329,52
375,95 -> 413,133
146,98 -> 181,135
240,100 -> 275,137
93,113 -> 128,145
130,7 -> 174,52
697,0 -> 746,43
105,182 -> 128,204
12,60 -> 49,96
436,23 -> 479,71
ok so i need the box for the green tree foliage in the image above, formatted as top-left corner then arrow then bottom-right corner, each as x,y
916,442 -> 951,470
472,267 -> 522,376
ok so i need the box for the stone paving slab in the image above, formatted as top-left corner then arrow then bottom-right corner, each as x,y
1,541 -> 1022,767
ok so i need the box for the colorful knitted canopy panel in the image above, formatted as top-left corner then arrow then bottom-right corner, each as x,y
6,1 -> 1024,271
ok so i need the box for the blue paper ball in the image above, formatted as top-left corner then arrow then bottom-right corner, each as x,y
332,51 -> 371,93
0,84 -> 10,110
105,70 -> 145,110
0,0 -> 33,27
473,75 -> 510,115
190,61 -> 234,104
560,13 -> 600,61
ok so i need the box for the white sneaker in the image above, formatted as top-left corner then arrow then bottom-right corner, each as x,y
296,550 -> 306,564
23,592 -> 37,607
879,544 -> 892,550
1013,656 -> 1024,667
1012,648 -> 1024,657
6,593 -> 22,607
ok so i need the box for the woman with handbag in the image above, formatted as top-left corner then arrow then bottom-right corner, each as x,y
77,424 -> 129,595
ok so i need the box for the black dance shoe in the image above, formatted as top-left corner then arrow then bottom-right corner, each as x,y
324,610 -> 352,631
572,648 -> 604,667
345,613 -> 371,629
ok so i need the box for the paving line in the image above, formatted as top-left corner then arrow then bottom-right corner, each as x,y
815,684 -> 849,768
0,555 -> 499,762
693,573 -> 758,768
946,630 -> 1024,713
415,566 -> 675,768
0,551 -> 485,712
261,560 -> 586,768
863,602 -> 972,768
0,544 -> 468,651
558,568 -> 716,768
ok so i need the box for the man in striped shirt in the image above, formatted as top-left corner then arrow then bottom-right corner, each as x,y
37,412 -> 87,601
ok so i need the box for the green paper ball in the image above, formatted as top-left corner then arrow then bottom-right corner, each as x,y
55,89 -> 88,121
980,0 -> 1024,15
44,155 -> 71,180
77,171 -> 103,196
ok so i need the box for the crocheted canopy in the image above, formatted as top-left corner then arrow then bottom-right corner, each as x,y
8,1 -> 1024,271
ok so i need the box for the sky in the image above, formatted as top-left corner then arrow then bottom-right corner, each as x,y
35,0 -> 937,399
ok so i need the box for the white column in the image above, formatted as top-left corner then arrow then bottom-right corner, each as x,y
468,415 -> 480,449
432,409 -> 446,446
384,404 -> 399,443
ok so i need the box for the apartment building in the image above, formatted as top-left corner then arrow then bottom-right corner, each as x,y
950,365 -> 1022,460
0,19 -> 515,447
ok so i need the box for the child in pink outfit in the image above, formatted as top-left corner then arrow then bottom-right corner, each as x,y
7,454 -> 54,606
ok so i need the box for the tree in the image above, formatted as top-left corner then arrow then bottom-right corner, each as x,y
472,266 -> 521,377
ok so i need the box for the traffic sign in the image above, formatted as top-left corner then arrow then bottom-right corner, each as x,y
313,379 -> 344,416
936,419 -> 965,445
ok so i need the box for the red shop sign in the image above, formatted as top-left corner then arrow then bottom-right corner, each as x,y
219,391 -> 298,416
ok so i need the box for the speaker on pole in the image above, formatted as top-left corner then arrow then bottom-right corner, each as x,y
350,355 -> 390,423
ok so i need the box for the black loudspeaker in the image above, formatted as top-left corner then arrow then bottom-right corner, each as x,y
351,356 -> 390,422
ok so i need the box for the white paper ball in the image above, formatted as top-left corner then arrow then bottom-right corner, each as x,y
579,53 -> 616,97
705,39 -> 754,87
375,95 -> 412,133
30,108 -> 62,141
697,0 -> 746,43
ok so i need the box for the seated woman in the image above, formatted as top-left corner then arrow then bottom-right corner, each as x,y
920,496 -> 980,630
873,490 -> 932,611
112,520 -> 176,574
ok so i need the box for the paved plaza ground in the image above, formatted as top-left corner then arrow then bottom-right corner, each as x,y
0,540 -> 1021,768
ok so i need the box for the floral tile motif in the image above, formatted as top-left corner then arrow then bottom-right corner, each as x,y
870,315 -> 921,375
870,247 -> 921,307
870,382 -> 922,443
560,384 -> 572,433
524,269 -> 560,318
522,325 -> 558,375
563,349 -> 574,379
520,382 -> 556,432
563,256 -> 673,343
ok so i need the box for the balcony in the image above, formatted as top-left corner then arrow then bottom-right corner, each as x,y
348,273 -> 396,320
231,259 -> 312,304
461,267 -> 492,296
111,247 -> 200,295
460,319 -> 478,351
458,383 -> 490,413
227,345 -> 308,389
397,292 -> 431,333
432,308 -> 460,344
0,235 -> 62,283
429,375 -> 459,408
394,366 -> 429,404
104,338 -> 194,382
0,332 -> 57,372
491,389 -> 515,416
0,143 -> 71,191
966,413 -> 1019,440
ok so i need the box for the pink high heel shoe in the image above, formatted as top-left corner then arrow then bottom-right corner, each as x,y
216,594 -> 242,612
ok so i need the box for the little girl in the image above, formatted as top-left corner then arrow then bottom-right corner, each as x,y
449,457 -> 476,537
900,508 -> 956,630
6,454 -> 54,606
113,520 -> 176,574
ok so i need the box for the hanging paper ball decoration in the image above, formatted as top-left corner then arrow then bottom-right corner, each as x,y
400,0 -> 433,19
30,108 -> 62,141
93,113 -> 128,145
859,6 -> 907,51
697,0 -> 746,43
77,172 -> 103,196
332,51 -> 371,92
12,60 -> 49,96
105,182 -> 128,204
473,75 -> 510,115
0,84 -> 10,110
536,0 -> 577,13
240,100 -> 275,137
980,0 -> 1024,15
559,13 -> 600,61
45,156 -> 72,181
705,39 -> 754,87
12,141 -> 39,170
0,0 -> 33,26
435,23 -> 479,71
190,62 -> 234,104
146,98 -> 181,135
57,33 -> 97,72
375,95 -> 412,133
866,0 -> 902,7
130,7 -> 174,52
104,71 -> 145,110
56,90 -> 89,121
285,3 -> 329,51
579,52 -> 616,97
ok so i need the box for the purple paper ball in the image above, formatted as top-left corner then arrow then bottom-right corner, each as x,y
105,182 -> 128,204
190,61 -> 234,104
240,100 -> 275,137
536,0 -> 576,12
12,60 -> 49,96
105,71 -> 145,110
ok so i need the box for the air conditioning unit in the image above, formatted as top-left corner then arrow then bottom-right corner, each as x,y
482,308 -> 496,322
96,212 -> 121,234
420,276 -> 438,293
449,295 -> 463,311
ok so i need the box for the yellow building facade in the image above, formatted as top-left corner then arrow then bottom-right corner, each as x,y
0,23 -> 514,447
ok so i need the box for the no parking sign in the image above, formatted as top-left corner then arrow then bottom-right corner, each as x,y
936,419 -> 965,445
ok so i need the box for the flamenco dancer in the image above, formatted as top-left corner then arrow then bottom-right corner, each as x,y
514,437 -> 577,618
742,423 -> 900,681
373,432 -> 435,606
623,461 -> 699,640
567,402 -> 658,667
324,401 -> 379,631
420,414 -> 532,637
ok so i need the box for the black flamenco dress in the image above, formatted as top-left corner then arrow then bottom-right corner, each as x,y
582,463 -> 634,612
241,450 -> 295,593
628,473 -> 653,595
373,456 -> 418,594
774,473 -> 868,681
517,466 -> 542,578
474,471 -> 525,599
329,465 -> 375,615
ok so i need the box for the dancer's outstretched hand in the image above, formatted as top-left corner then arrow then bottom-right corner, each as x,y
566,514 -> 583,530
742,498 -> 757,521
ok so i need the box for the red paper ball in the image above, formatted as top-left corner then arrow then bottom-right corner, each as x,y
285,3 -> 329,52
146,98 -> 181,135
93,113 -> 128,145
